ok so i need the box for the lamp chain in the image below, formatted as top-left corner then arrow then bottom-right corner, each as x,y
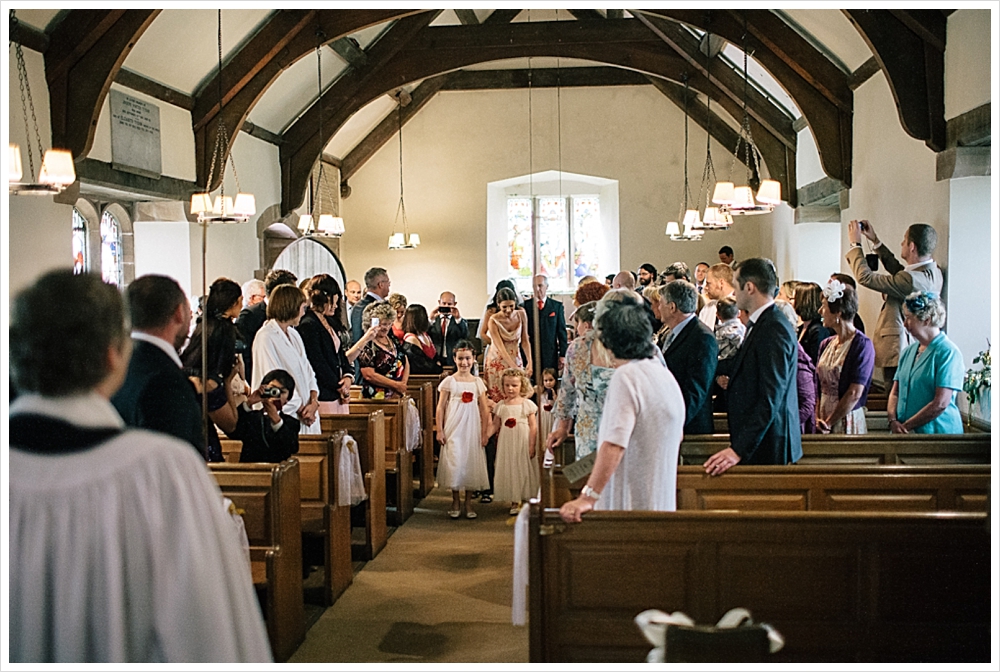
394,94 -> 408,235
11,10 -> 43,179
682,74 -> 692,216
313,32 -> 326,228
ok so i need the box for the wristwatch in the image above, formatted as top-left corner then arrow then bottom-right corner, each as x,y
581,484 -> 601,501
850,241 -> 863,249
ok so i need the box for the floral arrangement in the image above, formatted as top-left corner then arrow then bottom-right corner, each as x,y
962,341 -> 991,406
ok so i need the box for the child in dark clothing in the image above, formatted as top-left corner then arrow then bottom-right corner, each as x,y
231,369 -> 300,463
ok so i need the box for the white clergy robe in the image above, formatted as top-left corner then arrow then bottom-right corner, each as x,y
9,393 -> 273,663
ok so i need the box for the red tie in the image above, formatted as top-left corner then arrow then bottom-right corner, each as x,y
537,299 -> 544,311
441,316 -> 448,338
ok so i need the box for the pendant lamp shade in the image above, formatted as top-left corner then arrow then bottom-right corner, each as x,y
9,144 -> 22,183
756,179 -> 782,204
712,181 -> 735,205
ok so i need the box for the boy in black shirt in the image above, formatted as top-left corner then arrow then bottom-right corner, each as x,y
232,369 -> 300,462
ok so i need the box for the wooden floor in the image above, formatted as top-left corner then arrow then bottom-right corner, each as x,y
289,488 -> 529,663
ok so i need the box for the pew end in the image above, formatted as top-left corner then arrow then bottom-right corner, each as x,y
529,505 -> 990,662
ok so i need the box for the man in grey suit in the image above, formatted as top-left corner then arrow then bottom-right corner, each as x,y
846,220 -> 943,383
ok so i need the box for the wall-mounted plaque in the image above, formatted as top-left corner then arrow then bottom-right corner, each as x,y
110,89 -> 162,179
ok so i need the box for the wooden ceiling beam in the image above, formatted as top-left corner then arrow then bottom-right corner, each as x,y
281,19 -> 800,214
340,75 -> 451,184
328,37 -> 368,68
280,12 -> 441,212
441,66 -> 650,90
631,13 -> 796,148
567,9 -> 605,21
844,9 -> 946,152
636,8 -> 853,187
44,9 -> 160,158
192,9 -> 426,191
9,18 -> 49,53
454,9 -> 480,26
483,9 -> 521,25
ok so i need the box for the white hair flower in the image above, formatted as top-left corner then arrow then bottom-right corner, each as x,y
823,279 -> 845,304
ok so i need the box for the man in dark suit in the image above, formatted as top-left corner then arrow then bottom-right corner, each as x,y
705,258 -> 802,475
112,275 -> 205,456
524,275 -> 568,375
429,291 -> 468,367
235,268 -> 296,385
658,280 -> 718,435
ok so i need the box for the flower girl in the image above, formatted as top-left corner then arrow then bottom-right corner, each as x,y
491,368 -> 539,515
435,341 -> 491,519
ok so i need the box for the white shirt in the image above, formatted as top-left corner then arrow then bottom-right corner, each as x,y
9,393 -> 272,663
131,331 -> 183,368
251,319 -> 320,434
698,291 -> 733,328
595,358 -> 684,512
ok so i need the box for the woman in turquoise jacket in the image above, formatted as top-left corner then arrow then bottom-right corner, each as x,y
888,291 -> 965,434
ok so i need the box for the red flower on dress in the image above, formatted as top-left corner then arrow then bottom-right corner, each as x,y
543,403 -> 553,411
461,391 -> 474,403
504,418 -> 517,428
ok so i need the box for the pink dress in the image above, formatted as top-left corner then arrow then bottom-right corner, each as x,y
483,315 -> 524,403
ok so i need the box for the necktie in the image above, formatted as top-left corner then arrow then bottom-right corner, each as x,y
537,299 -> 544,311
441,317 -> 449,357
663,330 -> 676,351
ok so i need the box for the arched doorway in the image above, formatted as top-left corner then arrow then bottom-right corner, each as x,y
271,236 -> 347,293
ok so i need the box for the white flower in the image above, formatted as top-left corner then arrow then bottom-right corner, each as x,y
823,279 -> 845,304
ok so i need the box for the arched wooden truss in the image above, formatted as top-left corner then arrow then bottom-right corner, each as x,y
29,9 -> 952,216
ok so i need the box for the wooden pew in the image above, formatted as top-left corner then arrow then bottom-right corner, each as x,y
405,379 -> 437,499
548,464 -> 990,513
221,434 -> 353,605
711,411 -> 893,434
346,397 -> 415,526
320,412 -> 388,561
209,460 -> 304,662
529,506 -> 990,662
679,433 -> 991,465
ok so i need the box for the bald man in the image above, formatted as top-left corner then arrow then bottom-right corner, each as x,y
524,275 -> 568,373
611,271 -> 636,290
430,291 -> 468,367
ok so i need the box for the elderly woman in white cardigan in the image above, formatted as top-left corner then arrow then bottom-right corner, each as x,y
251,284 -> 321,434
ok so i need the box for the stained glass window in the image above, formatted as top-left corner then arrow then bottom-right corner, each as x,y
507,197 -> 533,290
100,210 -> 123,287
72,208 -> 88,274
507,194 -> 601,293
572,196 -> 601,282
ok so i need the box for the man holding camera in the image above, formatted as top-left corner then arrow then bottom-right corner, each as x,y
847,219 -> 943,382
430,291 -> 468,367
231,369 -> 300,463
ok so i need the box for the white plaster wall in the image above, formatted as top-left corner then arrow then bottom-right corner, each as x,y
90,83 -> 197,181
134,220 -> 193,298
187,132 -> 279,293
944,9 -> 993,119
944,176 -> 993,420
795,126 -> 827,186
8,47 -> 74,294
340,86 -> 763,311
840,70 -> 951,365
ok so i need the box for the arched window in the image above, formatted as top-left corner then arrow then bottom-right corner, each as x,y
72,208 -> 88,274
100,210 -> 124,287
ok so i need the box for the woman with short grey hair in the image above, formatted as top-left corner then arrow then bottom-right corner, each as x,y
560,293 -> 685,522
888,291 -> 964,434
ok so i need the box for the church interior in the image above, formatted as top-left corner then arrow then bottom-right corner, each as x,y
6,6 -> 996,664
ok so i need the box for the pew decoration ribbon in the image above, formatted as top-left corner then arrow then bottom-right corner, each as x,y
223,496 -> 251,567
635,608 -> 784,663
404,399 -> 422,453
337,434 -> 368,506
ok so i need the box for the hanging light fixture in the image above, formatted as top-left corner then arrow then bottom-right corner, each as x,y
9,10 -> 76,195
189,11 -> 255,224
298,30 -> 345,238
387,90 -> 419,249
712,13 -> 782,216
667,75 -> 703,242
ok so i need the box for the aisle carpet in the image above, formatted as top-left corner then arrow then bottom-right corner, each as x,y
288,489 -> 529,663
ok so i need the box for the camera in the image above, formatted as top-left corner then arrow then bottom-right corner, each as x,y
438,306 -> 452,314
261,386 -> 282,398
859,220 -> 870,232
371,317 -> 380,326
